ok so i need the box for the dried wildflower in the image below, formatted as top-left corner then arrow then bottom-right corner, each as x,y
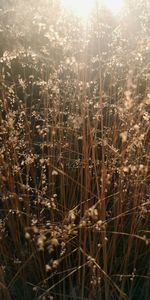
25,232 -> 31,240
52,170 -> 58,176
95,220 -> 103,231
45,264 -> 51,272
64,209 -> 76,224
87,255 -> 95,267
84,206 -> 98,220
37,234 -> 46,251
25,155 -> 35,165
52,260 -> 59,269
120,131 -> 128,143
123,166 -> 129,173
50,238 -> 59,247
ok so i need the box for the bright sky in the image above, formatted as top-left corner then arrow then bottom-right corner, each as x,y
61,0 -> 125,17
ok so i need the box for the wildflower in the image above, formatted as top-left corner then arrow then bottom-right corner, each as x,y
52,170 -> 58,176
37,234 -> 46,250
25,232 -> 30,239
52,260 -> 59,269
120,131 -> 127,143
25,155 -> 35,165
45,264 -> 51,272
84,206 -> 98,220
50,238 -> 59,247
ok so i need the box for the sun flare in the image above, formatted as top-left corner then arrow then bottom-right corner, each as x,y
61,0 -> 93,18
62,0 -> 124,17
104,0 -> 124,14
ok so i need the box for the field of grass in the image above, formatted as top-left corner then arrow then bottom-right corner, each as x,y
0,0 -> 150,299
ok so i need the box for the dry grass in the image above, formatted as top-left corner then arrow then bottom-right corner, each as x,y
0,0 -> 150,299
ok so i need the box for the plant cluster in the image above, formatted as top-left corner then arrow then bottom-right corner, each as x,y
0,0 -> 150,299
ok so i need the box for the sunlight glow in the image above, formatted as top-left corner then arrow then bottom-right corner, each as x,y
62,0 -> 124,17
104,0 -> 124,15
61,0 -> 93,18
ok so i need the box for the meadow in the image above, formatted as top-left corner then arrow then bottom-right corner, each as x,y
0,1 -> 149,299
